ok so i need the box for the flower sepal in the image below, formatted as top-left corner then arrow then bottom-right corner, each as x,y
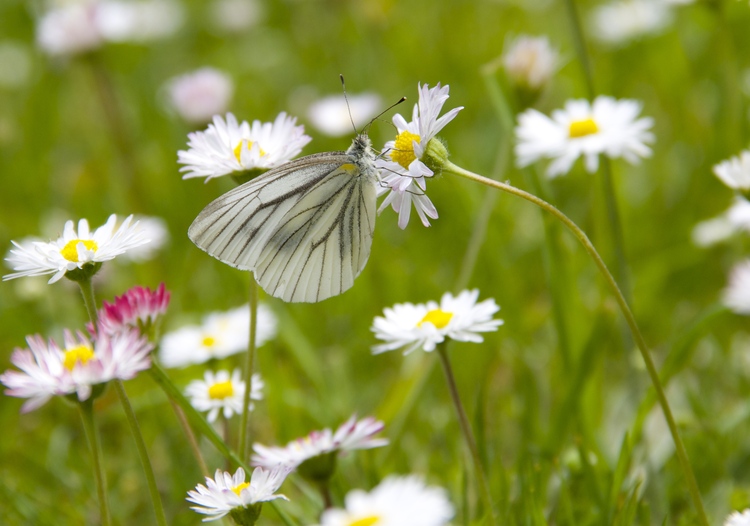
421,137 -> 449,176
63,262 -> 103,283
231,168 -> 268,186
228,502 -> 263,526
66,382 -> 108,407
297,450 -> 337,483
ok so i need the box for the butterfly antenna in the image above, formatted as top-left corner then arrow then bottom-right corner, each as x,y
364,96 -> 407,134
340,74 -> 358,135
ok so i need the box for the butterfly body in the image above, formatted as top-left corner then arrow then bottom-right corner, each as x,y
189,133 -> 378,303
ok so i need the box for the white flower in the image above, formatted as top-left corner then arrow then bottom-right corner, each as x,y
166,68 -> 234,124
502,35 -> 559,91
36,1 -> 104,56
693,198 -> 750,247
723,260 -> 750,315
185,369 -> 263,423
713,150 -> 750,192
589,0 -> 672,46
372,290 -> 503,355
1,327 -> 152,413
316,475 -> 454,526
252,415 -> 388,470
159,303 -> 276,368
121,216 -> 169,262
725,509 -> 750,526
187,466 -> 290,522
95,0 -> 184,43
209,0 -> 264,33
377,83 -> 462,229
515,96 -> 654,178
178,112 -> 311,181
307,92 -> 382,137
3,214 -> 150,284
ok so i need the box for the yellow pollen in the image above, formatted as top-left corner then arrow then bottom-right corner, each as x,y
234,140 -> 266,163
202,336 -> 216,348
348,517 -> 381,526
63,345 -> 96,371
390,130 -> 421,170
231,482 -> 250,497
417,309 -> 454,329
568,117 -> 599,138
208,380 -> 234,400
60,239 -> 98,262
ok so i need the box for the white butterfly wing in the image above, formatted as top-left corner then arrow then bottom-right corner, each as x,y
188,152 -> 377,303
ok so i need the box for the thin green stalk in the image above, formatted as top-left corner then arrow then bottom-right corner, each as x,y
239,278 -> 259,460
113,379 -> 168,526
436,343 -> 496,526
78,398 -> 112,526
443,160 -> 709,526
562,0 -> 595,99
77,278 -> 98,324
167,397 -> 210,477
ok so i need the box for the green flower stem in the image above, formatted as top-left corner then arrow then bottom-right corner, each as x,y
443,160 -> 710,526
77,277 -> 98,325
113,379 -> 168,526
78,398 -> 111,526
562,0 -> 595,100
239,278 -> 259,460
436,342 -> 496,525
167,397 -> 210,477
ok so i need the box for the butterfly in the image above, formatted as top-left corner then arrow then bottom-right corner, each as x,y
188,133 -> 380,303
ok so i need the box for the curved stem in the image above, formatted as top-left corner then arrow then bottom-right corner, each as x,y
77,278 -> 98,325
239,278 -> 259,461
78,398 -> 112,526
443,160 -> 709,526
167,396 -> 210,478
436,342 -> 496,525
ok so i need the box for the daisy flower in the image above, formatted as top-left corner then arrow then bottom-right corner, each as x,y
692,197 -> 750,247
713,150 -> 750,193
372,289 -> 503,355
589,0 -> 673,46
315,475 -> 454,526
36,1 -> 104,56
376,82 -> 463,229
515,96 -> 654,178
1,327 -> 152,413
159,303 -> 276,368
178,112 -> 311,181
307,92 -> 382,137
93,283 -> 171,337
725,509 -> 750,526
3,214 -> 149,284
187,466 -> 290,522
502,35 -> 559,92
723,260 -> 750,315
252,415 -> 388,475
185,369 -> 263,423
121,215 -> 170,262
166,67 -> 233,124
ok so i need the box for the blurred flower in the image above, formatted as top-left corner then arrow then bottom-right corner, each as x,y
209,0 -> 264,33
725,510 -> 750,526
502,34 -> 559,92
315,475 -> 454,526
95,0 -> 183,43
187,466 -> 290,523
166,68 -> 234,124
121,216 -> 169,262
372,289 -> 503,355
1,327 -> 152,413
185,369 -> 263,423
377,83 -> 462,229
159,303 -> 276,368
307,92 -> 382,137
713,150 -> 750,193
93,283 -> 170,338
252,415 -> 388,477
179,112 -> 311,181
3,214 -> 149,284
589,0 -> 672,46
723,260 -> 750,315
692,197 -> 750,247
36,1 -> 104,56
515,96 -> 654,178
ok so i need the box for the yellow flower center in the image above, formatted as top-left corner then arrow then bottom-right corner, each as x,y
347,517 -> 380,526
202,336 -> 216,348
234,140 -> 266,163
390,130 -> 421,170
60,239 -> 98,262
208,380 -> 234,400
568,117 -> 599,138
63,345 -> 96,371
417,309 -> 454,329
231,482 -> 250,496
